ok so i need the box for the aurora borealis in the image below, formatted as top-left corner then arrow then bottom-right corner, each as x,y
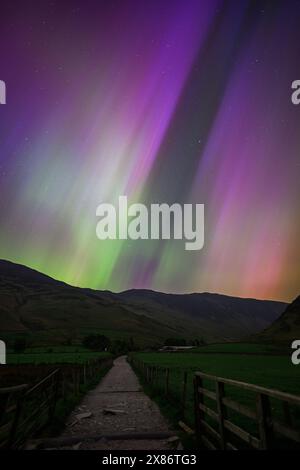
0,0 -> 299,302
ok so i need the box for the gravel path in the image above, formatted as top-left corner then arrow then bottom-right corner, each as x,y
60,356 -> 178,450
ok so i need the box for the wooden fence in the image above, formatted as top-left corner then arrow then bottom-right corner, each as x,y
194,371 -> 300,450
130,356 -> 300,450
0,356 -> 113,449
129,356 -> 191,422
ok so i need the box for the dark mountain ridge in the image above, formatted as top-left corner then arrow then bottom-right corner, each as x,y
256,295 -> 300,343
0,259 -> 287,345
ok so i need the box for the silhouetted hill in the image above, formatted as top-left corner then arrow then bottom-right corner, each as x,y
256,295 -> 300,343
0,259 -> 286,346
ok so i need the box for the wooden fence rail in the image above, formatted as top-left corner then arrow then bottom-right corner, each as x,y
129,356 -> 191,422
0,356 -> 113,449
129,356 -> 300,450
194,371 -> 300,450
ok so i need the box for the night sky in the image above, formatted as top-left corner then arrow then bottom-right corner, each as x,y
0,0 -> 299,301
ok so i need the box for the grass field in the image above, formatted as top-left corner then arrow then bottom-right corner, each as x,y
131,344 -> 300,448
186,342 -> 289,355
135,346 -> 299,394
1,328 -> 151,349
7,348 -> 111,364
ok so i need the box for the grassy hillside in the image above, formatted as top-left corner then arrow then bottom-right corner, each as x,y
0,259 -> 286,347
114,289 -> 286,342
0,260 -> 188,347
256,295 -> 300,343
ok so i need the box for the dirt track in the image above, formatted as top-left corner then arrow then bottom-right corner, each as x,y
60,356 -> 178,450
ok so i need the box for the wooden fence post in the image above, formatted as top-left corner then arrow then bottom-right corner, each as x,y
0,394 -> 9,423
282,401 -> 292,427
62,373 -> 66,401
215,381 -> 227,450
194,374 -> 205,447
77,369 -> 80,394
153,366 -> 156,385
48,370 -> 61,423
193,375 -> 201,446
181,371 -> 187,420
83,364 -> 87,385
72,368 -> 78,395
8,391 -> 25,448
256,393 -> 274,449
165,368 -> 169,396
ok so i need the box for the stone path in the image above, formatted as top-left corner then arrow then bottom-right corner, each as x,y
59,356 -> 179,450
